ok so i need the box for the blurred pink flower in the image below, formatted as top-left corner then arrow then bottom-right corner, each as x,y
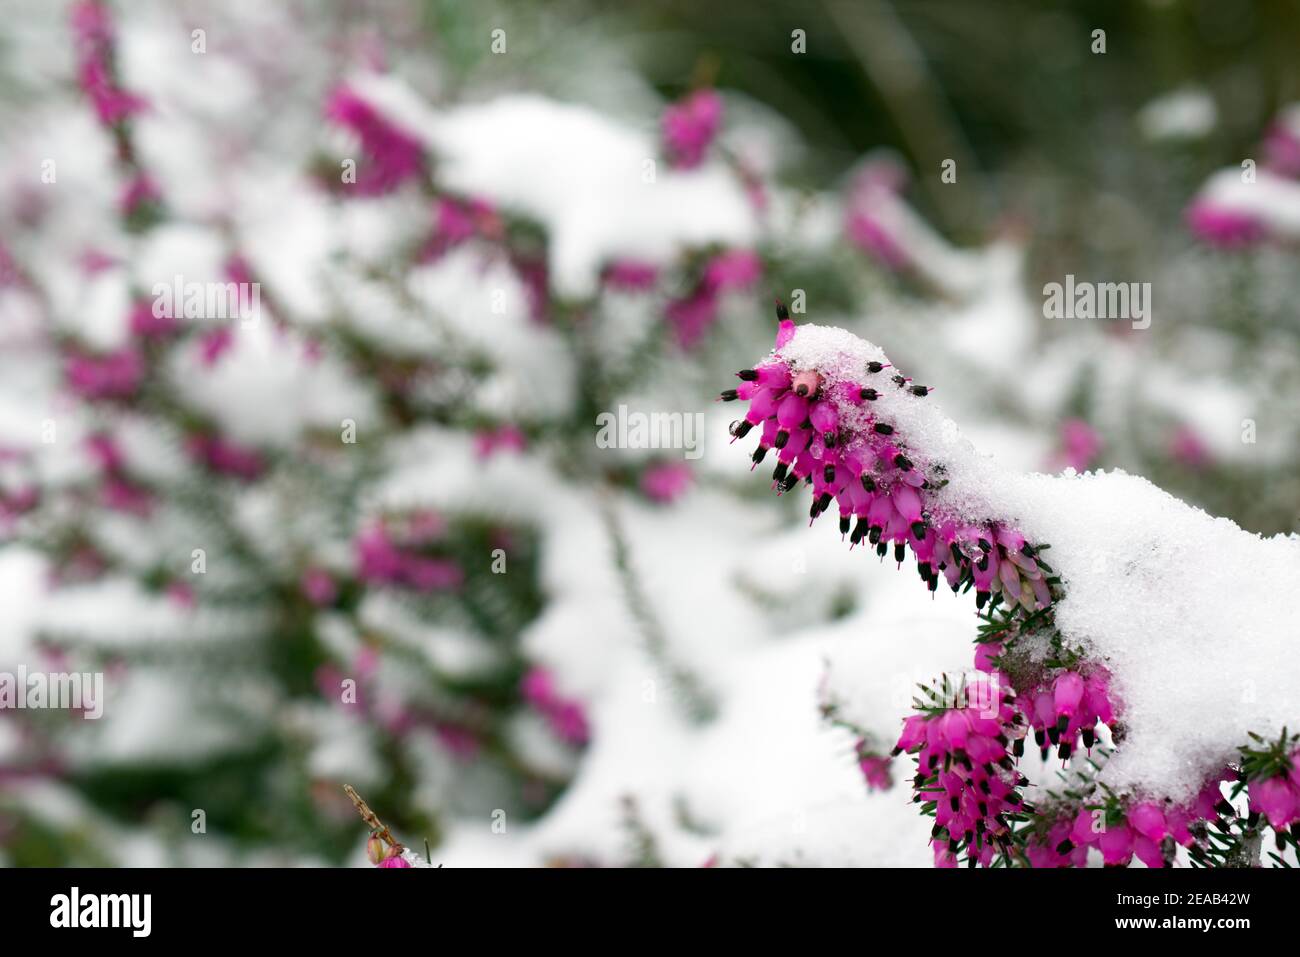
473,425 -> 527,460
187,434 -> 265,480
703,249 -> 762,294
1054,418 -> 1102,472
640,461 -> 692,503
324,85 -> 425,195
129,298 -> 177,339
1263,121 -> 1300,178
603,259 -> 659,292
120,173 -> 161,216
662,90 -> 723,169
521,666 -> 590,746
300,568 -> 338,606
65,348 -> 144,400
354,522 -> 463,591
1169,424 -> 1213,470
70,1 -> 147,127
1185,198 -> 1266,248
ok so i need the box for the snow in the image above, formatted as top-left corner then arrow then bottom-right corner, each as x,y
1138,87 -> 1217,141
169,320 -> 378,448
351,76 -> 760,299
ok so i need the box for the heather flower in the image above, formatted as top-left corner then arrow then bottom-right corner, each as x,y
521,667 -> 590,746
665,288 -> 720,349
721,304 -> 1056,617
640,461 -> 692,503
892,671 -> 1023,866
666,250 -> 762,348
101,476 -> 152,516
1185,197 -> 1266,247
0,486 -> 39,527
1262,107 -> 1300,178
1053,418 -> 1101,472
70,1 -> 146,127
129,298 -> 177,339
1249,772 -> 1300,830
66,348 -> 144,400
1018,668 -> 1113,762
354,521 -> 464,592
167,582 -> 196,608
473,424 -> 527,460
511,254 -> 549,324
120,173 -> 162,217
300,568 -> 338,606
703,249 -> 762,294
186,433 -> 265,480
198,328 -> 235,366
662,90 -> 723,169
845,166 -> 911,270
856,748 -> 892,791
1169,424 -> 1213,470
325,85 -> 425,195
377,854 -> 411,868
602,259 -> 659,292
420,196 -> 500,260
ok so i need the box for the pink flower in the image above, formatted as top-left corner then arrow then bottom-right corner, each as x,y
473,425 -> 527,460
662,90 -> 723,169
1185,198 -> 1266,248
722,305 -> 1056,618
199,328 -> 234,366
325,85 -> 425,195
120,174 -> 161,217
1054,418 -> 1101,472
101,476 -> 152,516
1097,823 -> 1134,867
129,298 -> 177,339
166,582 -> 196,608
665,289 -> 719,350
66,349 -> 144,400
603,260 -> 659,292
186,434 -> 265,480
640,461 -> 692,503
354,522 -> 463,592
1249,775 -> 1299,829
1128,801 -> 1167,843
1169,424 -> 1213,470
703,250 -> 762,294
845,166 -> 911,270
973,641 -> 1002,673
420,197 -> 500,260
300,568 -> 337,606
521,666 -> 590,746
1263,119 -> 1300,179
846,213 -> 910,270
377,855 -> 411,868
70,1 -> 146,127
84,433 -> 124,471
856,751 -> 892,791
510,254 -> 549,324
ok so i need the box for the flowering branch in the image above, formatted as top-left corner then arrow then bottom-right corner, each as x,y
720,302 -> 1299,868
